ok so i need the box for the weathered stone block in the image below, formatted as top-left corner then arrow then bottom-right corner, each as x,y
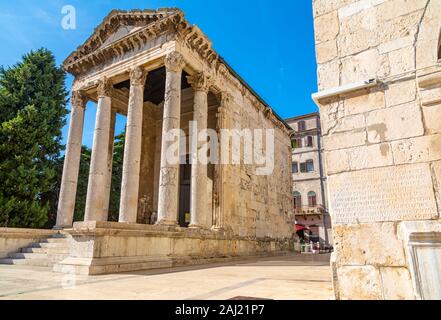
378,35 -> 414,54
391,134 -> 441,164
325,149 -> 350,175
322,111 -> 365,135
333,223 -> 406,266
388,45 -> 415,76
422,104 -> 441,134
379,267 -> 415,300
339,5 -> 377,36
313,0 -> 353,17
385,80 -> 416,107
376,0 -> 427,22
341,49 -> 390,85
366,102 -> 424,143
378,10 -> 422,44
316,40 -> 338,63
328,163 -> 438,223
337,265 -> 383,300
314,10 -> 340,43
345,90 -> 385,115
323,130 -> 366,150
338,0 -> 386,19
317,61 -> 340,90
338,29 -> 376,57
348,143 -> 393,170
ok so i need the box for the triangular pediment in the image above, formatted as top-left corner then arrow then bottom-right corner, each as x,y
63,8 -> 182,67
101,25 -> 143,47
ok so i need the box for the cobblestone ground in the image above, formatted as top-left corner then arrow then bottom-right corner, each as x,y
0,253 -> 333,300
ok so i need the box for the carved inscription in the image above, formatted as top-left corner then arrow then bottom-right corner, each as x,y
329,163 -> 438,224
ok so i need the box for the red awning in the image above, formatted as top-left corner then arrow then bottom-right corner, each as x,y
295,224 -> 308,231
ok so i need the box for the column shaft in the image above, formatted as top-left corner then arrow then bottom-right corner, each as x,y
84,78 -> 113,222
188,73 -> 210,228
102,109 -> 116,219
55,91 -> 87,228
157,52 -> 186,225
119,67 -> 147,223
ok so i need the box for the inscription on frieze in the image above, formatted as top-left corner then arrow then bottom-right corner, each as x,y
329,163 -> 438,224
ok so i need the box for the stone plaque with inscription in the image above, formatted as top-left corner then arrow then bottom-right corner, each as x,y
329,163 -> 438,224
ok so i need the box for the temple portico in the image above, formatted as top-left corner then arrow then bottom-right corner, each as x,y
55,51 -> 218,229
49,9 -> 294,275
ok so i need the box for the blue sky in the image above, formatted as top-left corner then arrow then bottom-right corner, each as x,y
0,0 -> 318,147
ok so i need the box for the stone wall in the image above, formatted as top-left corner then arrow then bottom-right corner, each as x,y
312,0 -> 441,299
54,221 -> 293,275
219,83 -> 293,239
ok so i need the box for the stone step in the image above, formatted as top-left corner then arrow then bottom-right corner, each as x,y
21,247 -> 69,254
0,258 -> 52,267
49,233 -> 68,239
40,238 -> 68,244
8,252 -> 68,261
30,242 -> 69,249
0,233 -> 70,268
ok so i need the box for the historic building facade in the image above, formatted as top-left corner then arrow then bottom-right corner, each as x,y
285,113 -> 332,245
312,0 -> 441,299
42,8 -> 294,274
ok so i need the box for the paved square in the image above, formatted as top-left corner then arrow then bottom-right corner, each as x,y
0,254 -> 332,300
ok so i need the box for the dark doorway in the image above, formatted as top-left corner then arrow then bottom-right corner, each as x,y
178,155 -> 191,227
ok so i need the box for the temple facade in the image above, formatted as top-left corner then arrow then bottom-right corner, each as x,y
51,9 -> 294,274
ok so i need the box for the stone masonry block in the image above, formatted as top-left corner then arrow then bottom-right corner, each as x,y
333,223 -> 406,266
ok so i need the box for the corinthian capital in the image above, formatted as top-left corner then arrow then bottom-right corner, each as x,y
130,66 -> 148,86
187,72 -> 212,92
220,91 -> 233,106
97,77 -> 113,98
164,51 -> 186,72
71,90 -> 88,108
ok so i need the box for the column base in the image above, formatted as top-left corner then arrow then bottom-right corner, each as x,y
156,219 -> 179,227
53,225 -> 71,230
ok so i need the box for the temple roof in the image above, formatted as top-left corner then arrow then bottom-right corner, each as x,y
63,8 -> 292,132
63,8 -> 183,68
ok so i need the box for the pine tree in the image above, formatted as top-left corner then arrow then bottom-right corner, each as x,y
0,48 -> 68,227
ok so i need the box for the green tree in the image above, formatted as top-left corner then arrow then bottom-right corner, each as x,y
108,132 -> 125,222
0,48 -> 68,228
72,146 -> 91,222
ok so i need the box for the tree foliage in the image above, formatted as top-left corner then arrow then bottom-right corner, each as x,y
0,48 -> 68,228
74,132 -> 124,222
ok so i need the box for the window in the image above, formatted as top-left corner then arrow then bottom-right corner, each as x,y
293,191 -> 302,210
300,160 -> 314,173
292,162 -> 298,173
298,120 -> 306,131
306,160 -> 314,172
306,136 -> 313,147
291,138 -> 302,149
308,191 -> 317,207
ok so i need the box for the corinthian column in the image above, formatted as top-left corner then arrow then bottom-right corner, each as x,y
84,78 -> 113,222
157,51 -> 186,226
119,67 -> 147,223
187,72 -> 211,228
55,91 -> 87,229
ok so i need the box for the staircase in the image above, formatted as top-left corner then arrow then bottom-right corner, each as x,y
0,233 -> 70,267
